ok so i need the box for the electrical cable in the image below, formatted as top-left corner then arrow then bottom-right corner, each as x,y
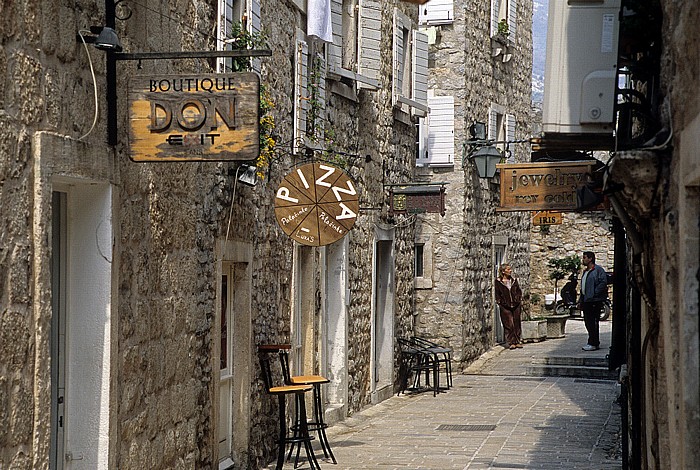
77,30 -> 100,141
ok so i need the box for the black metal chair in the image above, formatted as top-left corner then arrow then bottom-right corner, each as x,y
411,336 -> 453,389
258,345 -> 321,470
397,338 -> 440,396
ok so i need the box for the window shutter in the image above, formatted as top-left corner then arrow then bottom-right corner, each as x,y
294,36 -> 309,153
393,9 -> 406,107
419,0 -> 454,26
490,0 -> 499,37
249,0 -> 262,72
412,30 -> 429,117
507,0 -> 517,41
426,96 -> 454,166
329,0 -> 343,70
417,117 -> 430,166
505,113 -> 516,162
488,107 -> 498,140
358,0 -> 381,88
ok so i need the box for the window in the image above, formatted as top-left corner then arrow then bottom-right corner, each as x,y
419,0 -> 454,26
329,0 -> 381,89
217,0 -> 262,72
490,0 -> 517,41
488,105 -> 516,162
294,33 -> 309,152
393,9 -> 429,116
418,95 -> 454,167
415,243 -> 425,277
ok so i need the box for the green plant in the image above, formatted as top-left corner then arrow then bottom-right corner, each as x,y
539,225 -> 550,235
225,23 -> 274,178
530,293 -> 541,305
547,255 -> 581,296
497,19 -> 510,38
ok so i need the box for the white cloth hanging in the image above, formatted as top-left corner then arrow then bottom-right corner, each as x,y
307,0 -> 333,42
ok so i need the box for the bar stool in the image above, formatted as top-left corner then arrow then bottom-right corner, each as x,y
258,345 -> 321,470
279,348 -> 337,464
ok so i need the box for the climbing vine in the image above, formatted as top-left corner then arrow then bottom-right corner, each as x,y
225,22 -> 275,178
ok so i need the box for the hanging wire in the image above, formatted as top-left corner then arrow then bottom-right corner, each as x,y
76,30 -> 100,141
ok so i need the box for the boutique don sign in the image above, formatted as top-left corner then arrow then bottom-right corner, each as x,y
128,73 -> 259,162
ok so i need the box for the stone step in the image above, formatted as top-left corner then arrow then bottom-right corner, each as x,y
531,356 -> 608,367
526,364 -> 618,380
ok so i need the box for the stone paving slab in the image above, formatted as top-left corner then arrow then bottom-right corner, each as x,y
264,318 -> 622,469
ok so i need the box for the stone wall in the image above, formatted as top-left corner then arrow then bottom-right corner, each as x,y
528,212 -> 615,316
0,1 -> 421,469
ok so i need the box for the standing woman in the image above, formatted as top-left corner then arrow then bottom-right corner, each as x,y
495,263 -> 523,349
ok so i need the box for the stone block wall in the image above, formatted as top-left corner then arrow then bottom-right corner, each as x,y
528,212 -> 615,317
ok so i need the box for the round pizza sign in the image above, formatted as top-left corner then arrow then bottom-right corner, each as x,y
274,162 -> 359,246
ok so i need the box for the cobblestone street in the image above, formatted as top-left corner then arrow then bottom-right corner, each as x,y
268,320 -> 622,469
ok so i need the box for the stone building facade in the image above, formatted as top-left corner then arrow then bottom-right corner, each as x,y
528,211 -> 615,315
413,0 -> 532,366
610,0 -> 699,467
0,1 -> 424,469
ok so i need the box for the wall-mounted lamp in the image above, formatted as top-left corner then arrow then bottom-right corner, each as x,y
469,145 -> 502,179
77,26 -> 122,52
237,164 -> 258,187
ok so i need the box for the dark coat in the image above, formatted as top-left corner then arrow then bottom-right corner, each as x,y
495,277 -> 523,310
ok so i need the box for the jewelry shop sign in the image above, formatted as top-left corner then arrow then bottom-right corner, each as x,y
497,162 -> 594,212
128,73 -> 259,162
274,163 -> 359,247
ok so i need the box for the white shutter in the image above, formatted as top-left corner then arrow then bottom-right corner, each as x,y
488,107 -> 498,140
412,30 -> 429,116
294,36 -> 309,153
426,96 -> 454,166
248,0 -> 262,72
419,0 -> 454,26
329,0 -> 343,70
393,9 -> 406,107
505,113 -> 516,162
507,0 -> 517,41
358,0 -> 381,88
490,0 -> 499,37
417,117 -> 430,166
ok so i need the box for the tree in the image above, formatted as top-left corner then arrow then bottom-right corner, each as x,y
547,255 -> 581,297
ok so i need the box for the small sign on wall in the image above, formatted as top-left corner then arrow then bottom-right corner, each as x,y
532,211 -> 563,225
128,73 -> 259,162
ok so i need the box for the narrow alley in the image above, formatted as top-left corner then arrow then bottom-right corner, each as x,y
272,320 -> 621,470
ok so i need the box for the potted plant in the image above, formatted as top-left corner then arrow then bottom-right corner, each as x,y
520,293 -> 547,342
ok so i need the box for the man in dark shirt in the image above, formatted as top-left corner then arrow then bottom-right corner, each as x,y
578,251 -> 608,351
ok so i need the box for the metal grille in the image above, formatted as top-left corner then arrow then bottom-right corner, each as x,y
503,377 -> 546,381
436,424 -> 496,432
574,378 -> 615,383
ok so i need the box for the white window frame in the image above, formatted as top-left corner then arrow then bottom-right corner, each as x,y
488,105 -> 516,161
217,0 -> 262,73
393,9 -> 429,116
490,0 -> 517,43
419,0 -> 454,26
329,0 -> 381,89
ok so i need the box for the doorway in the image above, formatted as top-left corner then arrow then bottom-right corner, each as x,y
50,183 -> 113,469
493,237 -> 507,344
371,228 -> 395,403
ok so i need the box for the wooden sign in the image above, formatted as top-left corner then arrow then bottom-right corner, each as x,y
128,73 -> 259,162
532,211 -> 563,225
390,185 -> 446,216
497,162 -> 594,212
274,163 -> 359,247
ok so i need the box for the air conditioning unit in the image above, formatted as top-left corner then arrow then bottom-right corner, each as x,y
542,0 -> 621,147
